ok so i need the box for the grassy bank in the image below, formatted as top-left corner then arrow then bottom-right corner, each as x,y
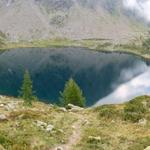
0,38 -> 150,59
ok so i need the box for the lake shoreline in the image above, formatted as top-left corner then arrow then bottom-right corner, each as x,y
0,39 -> 149,60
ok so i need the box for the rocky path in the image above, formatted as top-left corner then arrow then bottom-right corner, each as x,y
53,113 -> 85,150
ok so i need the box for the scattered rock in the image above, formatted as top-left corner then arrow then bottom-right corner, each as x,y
58,107 -> 67,112
82,119 -> 89,125
144,146 -> 150,150
111,120 -> 115,123
36,120 -> 47,129
0,95 -> 5,99
138,118 -> 147,126
15,122 -> 20,128
0,104 -> 4,107
35,121 -> 54,132
4,102 -> 17,111
18,114 -> 25,119
46,124 -> 54,132
67,104 -> 84,112
58,129 -> 64,133
88,136 -> 101,142
56,147 -> 63,150
49,104 -> 54,107
67,104 -> 83,109
0,114 -> 7,121
72,125 -> 76,129
0,144 -> 5,150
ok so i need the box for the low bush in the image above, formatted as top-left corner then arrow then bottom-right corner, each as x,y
0,133 -> 12,149
124,97 -> 146,122
128,136 -> 150,150
94,105 -> 120,119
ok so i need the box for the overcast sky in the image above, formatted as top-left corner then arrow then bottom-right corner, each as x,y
123,0 -> 150,22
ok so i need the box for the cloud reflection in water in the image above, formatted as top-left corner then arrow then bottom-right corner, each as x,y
96,66 -> 150,106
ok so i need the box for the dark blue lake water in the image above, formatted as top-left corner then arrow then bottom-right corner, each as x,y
0,47 -> 149,106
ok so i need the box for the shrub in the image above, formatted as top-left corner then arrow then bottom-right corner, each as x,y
142,37 -> 150,50
124,98 -> 146,122
0,133 -> 12,148
94,105 -> 119,119
128,136 -> 150,150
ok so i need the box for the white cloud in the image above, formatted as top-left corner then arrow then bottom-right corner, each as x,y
123,0 -> 150,22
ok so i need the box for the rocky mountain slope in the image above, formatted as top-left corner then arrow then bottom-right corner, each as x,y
0,95 -> 150,149
0,0 -> 148,43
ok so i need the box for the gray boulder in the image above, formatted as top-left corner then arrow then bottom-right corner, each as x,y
56,147 -> 64,150
4,102 -> 17,111
138,118 -> 147,126
0,104 -> 4,107
0,114 -> 7,121
144,146 -> 150,150
36,120 -> 47,129
35,120 -> 54,132
46,124 -> 54,132
58,107 -> 67,112
67,104 -> 84,112
88,136 -> 101,142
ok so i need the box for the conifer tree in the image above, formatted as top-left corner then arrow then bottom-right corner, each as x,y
20,70 -> 34,106
60,78 -> 85,107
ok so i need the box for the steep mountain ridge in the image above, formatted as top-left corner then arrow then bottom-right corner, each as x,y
0,0 -> 148,43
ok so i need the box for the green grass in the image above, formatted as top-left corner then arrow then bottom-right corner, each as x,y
0,96 -> 150,149
124,97 -> 147,122
74,96 -> 150,150
0,99 -> 77,150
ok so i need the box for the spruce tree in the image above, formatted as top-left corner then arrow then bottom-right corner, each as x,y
20,70 -> 34,106
60,78 -> 85,107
